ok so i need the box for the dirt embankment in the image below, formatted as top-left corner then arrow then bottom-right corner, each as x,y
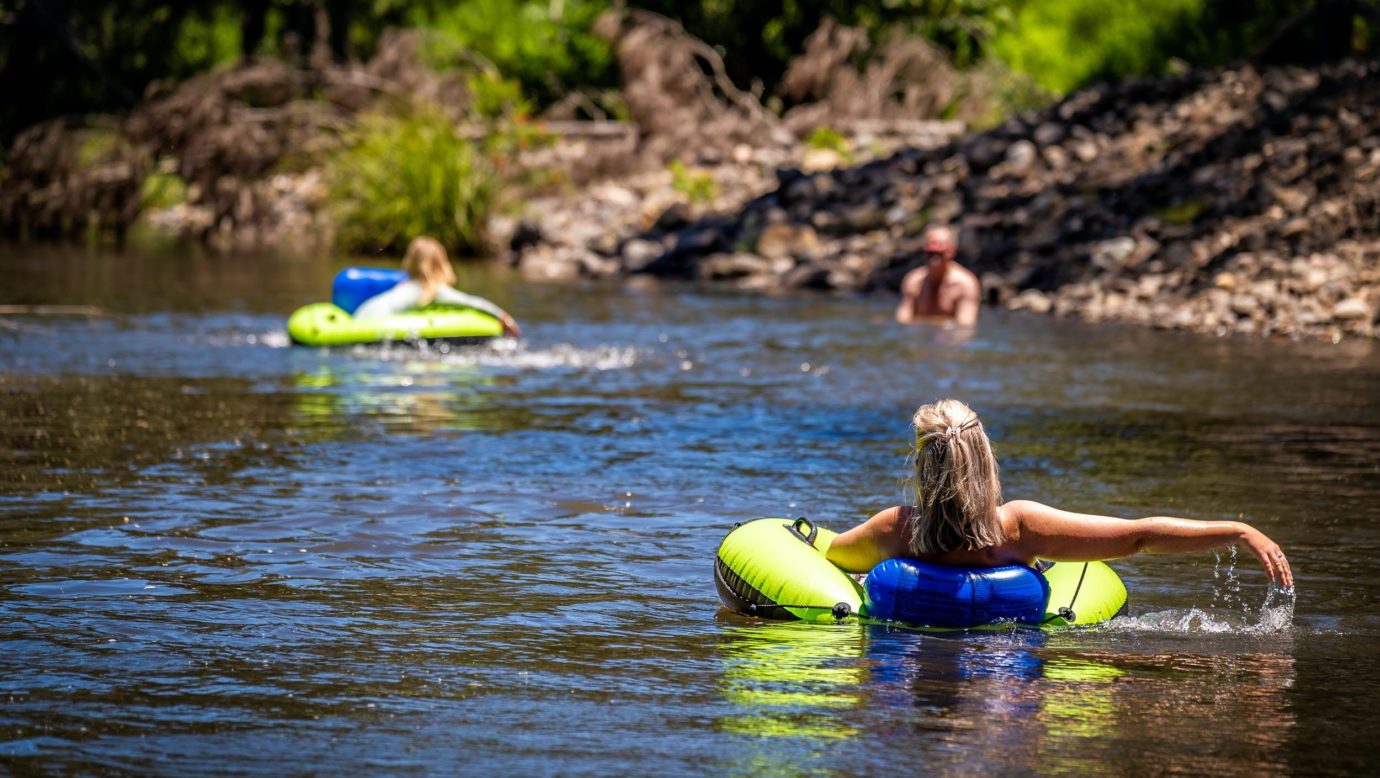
0,30 -> 484,253
508,59 -> 1380,341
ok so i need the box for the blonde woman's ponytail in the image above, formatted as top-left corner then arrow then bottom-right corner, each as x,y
908,399 -> 1004,556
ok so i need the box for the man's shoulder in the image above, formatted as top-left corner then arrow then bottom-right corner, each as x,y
951,263 -> 982,290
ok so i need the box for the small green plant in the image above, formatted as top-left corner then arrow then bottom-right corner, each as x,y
669,160 -> 718,205
1156,199 -> 1206,225
325,110 -> 498,254
468,72 -> 532,121
805,126 -> 854,163
140,169 -> 188,209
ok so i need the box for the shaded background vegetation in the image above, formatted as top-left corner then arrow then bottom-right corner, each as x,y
4,0 -> 1379,146
5,0 -> 1380,258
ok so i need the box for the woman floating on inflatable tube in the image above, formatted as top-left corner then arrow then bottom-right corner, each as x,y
356,236 -> 522,337
826,399 -> 1293,588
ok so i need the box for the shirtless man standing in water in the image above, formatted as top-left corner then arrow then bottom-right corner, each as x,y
895,225 -> 981,327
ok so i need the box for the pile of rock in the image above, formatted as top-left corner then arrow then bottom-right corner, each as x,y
505,60 -> 1380,340
494,10 -> 976,283
492,122 -> 963,283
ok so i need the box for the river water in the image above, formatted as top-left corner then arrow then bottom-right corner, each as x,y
3,247 -> 1379,775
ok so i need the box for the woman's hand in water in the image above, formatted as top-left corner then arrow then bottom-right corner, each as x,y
1239,524 -> 1293,588
500,313 -> 522,338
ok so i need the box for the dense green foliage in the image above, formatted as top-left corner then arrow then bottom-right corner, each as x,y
4,1 -> 1379,143
409,0 -> 615,109
1,1 -> 218,139
991,0 -> 1368,93
636,0 -> 1012,91
993,0 -> 1201,93
324,110 -> 498,255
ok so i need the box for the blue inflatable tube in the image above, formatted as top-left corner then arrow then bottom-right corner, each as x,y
331,267 -> 408,314
864,558 -> 1052,628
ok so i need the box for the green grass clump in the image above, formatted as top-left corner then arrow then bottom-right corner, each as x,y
467,72 -> 532,120
1155,199 -> 1206,225
669,160 -> 717,205
140,169 -> 188,209
805,127 -> 854,163
326,110 -> 498,255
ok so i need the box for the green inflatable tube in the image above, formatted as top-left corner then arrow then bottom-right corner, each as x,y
715,517 -> 866,623
714,517 -> 1128,629
287,302 -> 503,347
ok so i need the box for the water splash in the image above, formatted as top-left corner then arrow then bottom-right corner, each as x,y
259,330 -> 291,349
362,339 -> 639,370
202,328 -> 291,348
1111,607 -> 1246,634
1102,545 -> 1297,635
1210,546 -> 1245,612
1106,581 -> 1296,636
1257,583 -> 1297,632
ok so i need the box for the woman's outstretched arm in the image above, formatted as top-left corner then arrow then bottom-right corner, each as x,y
1004,500 -> 1293,587
434,287 -> 521,336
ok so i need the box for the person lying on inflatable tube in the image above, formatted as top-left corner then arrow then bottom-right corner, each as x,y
826,399 -> 1293,589
356,236 -> 522,338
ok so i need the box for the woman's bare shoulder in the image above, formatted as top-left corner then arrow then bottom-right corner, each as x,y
872,506 -> 913,558
827,505 -> 912,572
872,504 -> 911,522
1000,499 -> 1061,518
996,500 -> 1060,542
869,505 -> 916,542
998,500 -> 1026,528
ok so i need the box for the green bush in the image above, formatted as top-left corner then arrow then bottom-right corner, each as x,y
140,169 -> 188,209
411,0 -> 615,108
325,110 -> 498,255
467,72 -> 532,120
171,5 -> 241,77
991,0 -> 1202,93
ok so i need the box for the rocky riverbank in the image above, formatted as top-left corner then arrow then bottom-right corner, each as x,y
4,9 -> 1377,341
503,59 -> 1380,341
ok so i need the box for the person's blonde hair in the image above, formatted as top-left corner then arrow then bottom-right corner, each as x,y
402,236 -> 456,305
908,399 -> 1003,555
